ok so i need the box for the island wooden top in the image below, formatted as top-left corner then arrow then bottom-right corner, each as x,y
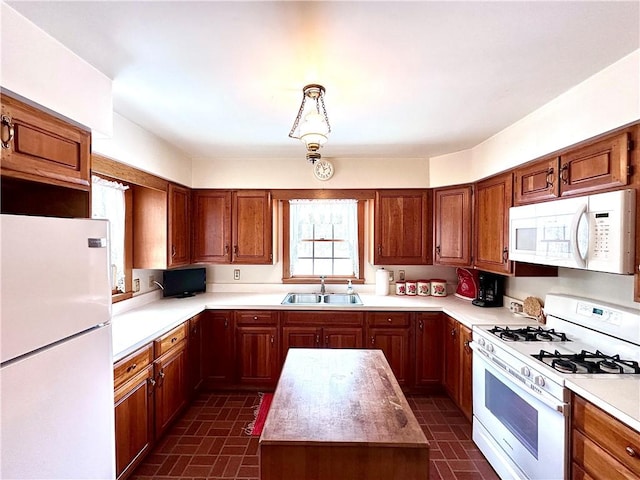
260,348 -> 429,448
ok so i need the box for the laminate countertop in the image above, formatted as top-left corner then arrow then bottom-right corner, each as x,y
110,290 -> 639,433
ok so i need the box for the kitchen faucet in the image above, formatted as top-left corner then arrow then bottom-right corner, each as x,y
320,275 -> 326,295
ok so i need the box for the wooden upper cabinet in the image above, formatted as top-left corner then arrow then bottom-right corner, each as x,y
559,132 -> 630,197
514,156 -> 559,205
474,172 -> 512,275
192,190 -> 232,263
374,190 -> 431,265
167,183 -> 190,268
1,93 -> 91,190
433,185 -> 472,266
232,190 -> 273,264
192,189 -> 272,265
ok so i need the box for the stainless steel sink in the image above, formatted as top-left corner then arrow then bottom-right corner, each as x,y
281,292 -> 362,305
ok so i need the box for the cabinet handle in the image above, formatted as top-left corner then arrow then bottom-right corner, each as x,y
224,318 -> 228,328
560,163 -> 569,184
545,168 -> 554,188
378,245 -> 382,255
171,337 -> 178,343
370,336 -> 375,346
626,446 -> 637,457
147,377 -> 156,393
502,247 -> 509,263
315,334 -> 320,346
451,328 -> 456,337
463,340 -> 471,352
171,245 -> 176,257
126,363 -> 137,372
436,245 -> 441,256
270,335 -> 274,345
158,369 -> 165,386
324,335 -> 329,346
234,245 -> 238,255
191,326 -> 197,335
419,320 -> 424,331
225,245 -> 229,254
1,115 -> 14,149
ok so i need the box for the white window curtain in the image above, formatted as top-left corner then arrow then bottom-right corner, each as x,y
289,199 -> 359,277
91,175 -> 129,292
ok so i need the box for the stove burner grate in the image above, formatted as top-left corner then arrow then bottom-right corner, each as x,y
489,326 -> 569,342
533,349 -> 640,374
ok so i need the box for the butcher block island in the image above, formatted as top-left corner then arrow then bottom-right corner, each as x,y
259,349 -> 429,480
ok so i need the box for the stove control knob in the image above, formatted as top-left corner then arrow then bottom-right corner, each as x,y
478,337 -> 485,347
520,366 -> 531,377
534,375 -> 546,387
486,343 -> 494,353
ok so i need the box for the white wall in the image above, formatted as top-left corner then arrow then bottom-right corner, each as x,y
93,113 -> 192,186
0,3 -> 113,136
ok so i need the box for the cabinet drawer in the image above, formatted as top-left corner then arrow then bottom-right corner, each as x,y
235,310 -> 278,325
572,394 -> 640,477
284,311 -> 363,326
572,429 -> 637,480
154,323 -> 187,358
113,344 -> 153,389
366,312 -> 410,327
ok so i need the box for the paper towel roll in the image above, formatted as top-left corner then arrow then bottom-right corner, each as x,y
375,268 -> 389,296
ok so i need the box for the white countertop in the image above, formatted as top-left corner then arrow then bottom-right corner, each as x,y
110,290 -> 639,433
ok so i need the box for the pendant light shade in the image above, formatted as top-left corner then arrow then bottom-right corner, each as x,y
289,84 -> 331,163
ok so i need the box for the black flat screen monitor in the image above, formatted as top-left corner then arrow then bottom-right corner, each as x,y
162,267 -> 206,298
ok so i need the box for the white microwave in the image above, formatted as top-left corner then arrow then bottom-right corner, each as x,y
509,189 -> 636,274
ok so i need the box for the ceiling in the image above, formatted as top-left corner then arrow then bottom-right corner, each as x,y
7,1 -> 640,161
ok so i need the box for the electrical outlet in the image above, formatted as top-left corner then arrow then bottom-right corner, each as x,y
398,270 -> 405,282
388,270 -> 394,283
149,275 -> 155,288
233,269 -> 240,280
133,278 -> 140,292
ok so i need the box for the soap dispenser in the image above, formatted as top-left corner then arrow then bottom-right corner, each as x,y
346,280 -> 354,294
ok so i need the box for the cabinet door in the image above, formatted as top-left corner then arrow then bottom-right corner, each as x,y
433,185 -> 472,266
187,314 -> 203,398
323,327 -> 364,348
282,326 -> 321,361
154,341 -> 188,438
474,172 -> 513,274
1,93 -> 91,190
201,311 -> 234,386
236,325 -> 279,387
559,132 -> 630,197
374,190 -> 431,265
191,190 -> 232,263
114,366 -> 154,480
513,157 -> 559,205
167,183 -> 191,267
232,190 -> 273,264
442,316 -> 460,401
459,324 -> 473,421
415,313 -> 443,389
368,328 -> 411,386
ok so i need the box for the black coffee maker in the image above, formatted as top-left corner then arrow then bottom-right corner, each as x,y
472,271 -> 504,308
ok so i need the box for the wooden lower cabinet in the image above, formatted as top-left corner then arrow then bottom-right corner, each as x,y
187,313 -> 203,398
571,393 -> 640,480
442,315 -> 473,420
201,310 -> 234,388
113,345 -> 154,480
235,311 -> 280,388
414,313 -> 444,392
365,312 -> 412,387
154,338 -> 188,438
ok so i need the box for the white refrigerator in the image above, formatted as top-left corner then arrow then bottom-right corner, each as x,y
0,214 -> 116,479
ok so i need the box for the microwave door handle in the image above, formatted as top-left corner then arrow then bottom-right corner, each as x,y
570,203 -> 588,269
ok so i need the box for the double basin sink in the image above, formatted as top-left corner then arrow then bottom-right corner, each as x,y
281,292 -> 363,305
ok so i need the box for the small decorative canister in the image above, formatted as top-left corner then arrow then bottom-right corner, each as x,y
406,280 -> 417,296
417,280 -> 431,296
395,281 -> 406,295
430,279 -> 447,297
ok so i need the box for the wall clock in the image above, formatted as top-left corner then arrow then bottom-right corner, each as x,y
313,159 -> 334,181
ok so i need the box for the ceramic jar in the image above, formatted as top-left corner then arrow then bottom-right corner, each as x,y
406,280 -> 417,296
417,280 -> 431,296
430,279 -> 447,297
395,281 -> 406,295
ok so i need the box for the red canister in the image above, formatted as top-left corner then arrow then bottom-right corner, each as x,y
430,279 -> 447,297
405,280 -> 417,296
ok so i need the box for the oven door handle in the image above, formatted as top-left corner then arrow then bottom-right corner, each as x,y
470,342 -> 569,416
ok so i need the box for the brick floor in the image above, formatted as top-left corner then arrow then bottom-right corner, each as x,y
130,392 -> 499,480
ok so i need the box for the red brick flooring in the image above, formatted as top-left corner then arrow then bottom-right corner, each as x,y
130,392 -> 499,480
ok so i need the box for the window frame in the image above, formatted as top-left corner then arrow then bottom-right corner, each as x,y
282,199 -> 365,284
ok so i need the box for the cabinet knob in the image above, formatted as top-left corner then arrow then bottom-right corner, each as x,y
1,115 -> 14,149
253,316 -> 258,321
626,446 -> 637,457
387,317 -> 392,323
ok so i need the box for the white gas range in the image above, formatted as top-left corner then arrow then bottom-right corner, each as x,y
470,294 -> 640,480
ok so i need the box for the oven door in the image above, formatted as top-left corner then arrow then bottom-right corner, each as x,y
472,351 -> 568,480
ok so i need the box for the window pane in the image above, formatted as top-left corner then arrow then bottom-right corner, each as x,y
314,224 -> 333,239
334,241 -> 351,258
314,260 -> 333,276
297,241 -> 313,257
334,259 -> 355,276
314,242 -> 333,258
